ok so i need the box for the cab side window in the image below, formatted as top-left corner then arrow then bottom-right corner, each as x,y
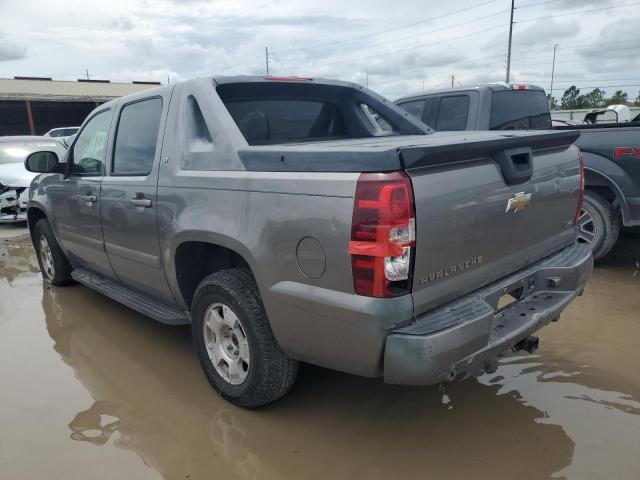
436,95 -> 470,131
70,110 -> 111,176
112,98 -> 163,176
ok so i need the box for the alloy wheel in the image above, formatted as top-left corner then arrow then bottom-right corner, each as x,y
39,235 -> 55,280
576,208 -> 596,245
202,303 -> 250,385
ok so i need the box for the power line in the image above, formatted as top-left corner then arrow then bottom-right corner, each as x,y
271,0 -> 497,55
274,8 -> 510,62
517,1 -> 640,23
513,37 -> 640,56
312,24 -> 508,67
516,0 -> 566,8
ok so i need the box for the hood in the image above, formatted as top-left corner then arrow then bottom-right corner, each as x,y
0,162 -> 38,188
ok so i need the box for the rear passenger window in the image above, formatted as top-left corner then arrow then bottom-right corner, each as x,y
112,98 -> 163,175
436,96 -> 469,131
398,100 -> 425,121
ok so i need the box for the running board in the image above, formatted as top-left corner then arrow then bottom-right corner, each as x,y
71,268 -> 190,325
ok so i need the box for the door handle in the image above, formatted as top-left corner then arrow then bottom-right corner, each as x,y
130,197 -> 152,208
80,194 -> 97,203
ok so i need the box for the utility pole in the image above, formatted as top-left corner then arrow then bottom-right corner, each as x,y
451,74 -> 455,87
265,46 -> 270,76
366,73 -> 369,88
167,75 -> 170,85
505,0 -> 515,83
85,69 -> 90,80
549,43 -> 558,109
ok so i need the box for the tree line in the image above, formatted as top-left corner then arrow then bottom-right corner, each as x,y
548,86 -> 640,110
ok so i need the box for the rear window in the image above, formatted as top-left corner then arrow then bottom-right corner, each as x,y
217,82 -> 418,146
224,99 -> 346,145
490,90 -> 551,130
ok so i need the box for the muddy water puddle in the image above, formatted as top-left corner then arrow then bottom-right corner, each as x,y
0,234 -> 639,479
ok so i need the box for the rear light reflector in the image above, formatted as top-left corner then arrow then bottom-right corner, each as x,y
574,148 -> 585,225
349,171 -> 415,297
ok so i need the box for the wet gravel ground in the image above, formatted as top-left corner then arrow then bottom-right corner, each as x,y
0,231 -> 638,480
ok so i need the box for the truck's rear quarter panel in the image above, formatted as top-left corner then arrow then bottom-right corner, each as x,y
157,171 -> 411,376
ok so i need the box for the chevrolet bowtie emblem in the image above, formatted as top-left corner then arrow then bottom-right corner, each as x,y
506,192 -> 532,214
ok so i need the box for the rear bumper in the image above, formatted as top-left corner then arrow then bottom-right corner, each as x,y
383,243 -> 593,385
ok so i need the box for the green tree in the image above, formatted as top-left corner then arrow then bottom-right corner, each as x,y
634,91 -> 640,107
609,90 -> 628,105
560,86 -> 589,109
583,88 -> 606,108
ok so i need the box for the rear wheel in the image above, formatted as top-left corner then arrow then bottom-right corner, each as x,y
191,268 -> 298,408
33,218 -> 73,285
576,190 -> 620,260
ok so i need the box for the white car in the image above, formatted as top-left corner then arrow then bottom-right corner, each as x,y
0,163 -> 37,223
43,127 -> 80,138
0,136 -> 67,223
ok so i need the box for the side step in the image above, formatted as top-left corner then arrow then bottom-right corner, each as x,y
71,268 -> 190,325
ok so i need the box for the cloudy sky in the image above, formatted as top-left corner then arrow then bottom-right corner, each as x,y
1,0 -> 639,100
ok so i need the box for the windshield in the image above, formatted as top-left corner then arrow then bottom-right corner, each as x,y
490,90 -> 551,130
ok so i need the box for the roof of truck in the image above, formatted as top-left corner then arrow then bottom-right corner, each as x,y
395,83 -> 545,103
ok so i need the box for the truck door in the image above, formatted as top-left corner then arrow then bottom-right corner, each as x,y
100,92 -> 174,301
50,108 -> 116,278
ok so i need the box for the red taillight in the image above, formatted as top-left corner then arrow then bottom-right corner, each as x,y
348,171 -> 415,297
574,148 -> 585,225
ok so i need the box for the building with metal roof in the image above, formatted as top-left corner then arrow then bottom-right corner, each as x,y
0,77 -> 161,135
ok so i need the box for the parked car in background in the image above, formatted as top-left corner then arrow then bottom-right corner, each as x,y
43,127 -> 80,138
24,76 -> 591,407
397,83 -> 640,259
0,136 -> 66,223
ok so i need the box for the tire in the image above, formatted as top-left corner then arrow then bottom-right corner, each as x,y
191,268 -> 298,408
33,218 -> 73,286
577,190 -> 620,260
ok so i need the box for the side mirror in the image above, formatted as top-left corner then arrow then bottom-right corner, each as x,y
25,151 -> 63,173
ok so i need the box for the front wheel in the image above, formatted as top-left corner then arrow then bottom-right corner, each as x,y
191,269 -> 298,408
33,218 -> 73,286
576,190 -> 620,260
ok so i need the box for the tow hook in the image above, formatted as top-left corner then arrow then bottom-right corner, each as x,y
512,335 -> 539,354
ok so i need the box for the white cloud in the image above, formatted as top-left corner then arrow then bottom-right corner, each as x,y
0,0 -> 638,99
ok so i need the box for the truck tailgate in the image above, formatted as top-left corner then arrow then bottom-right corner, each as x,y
402,130 -> 582,316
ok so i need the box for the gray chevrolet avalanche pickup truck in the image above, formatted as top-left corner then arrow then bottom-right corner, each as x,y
24,76 -> 592,407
